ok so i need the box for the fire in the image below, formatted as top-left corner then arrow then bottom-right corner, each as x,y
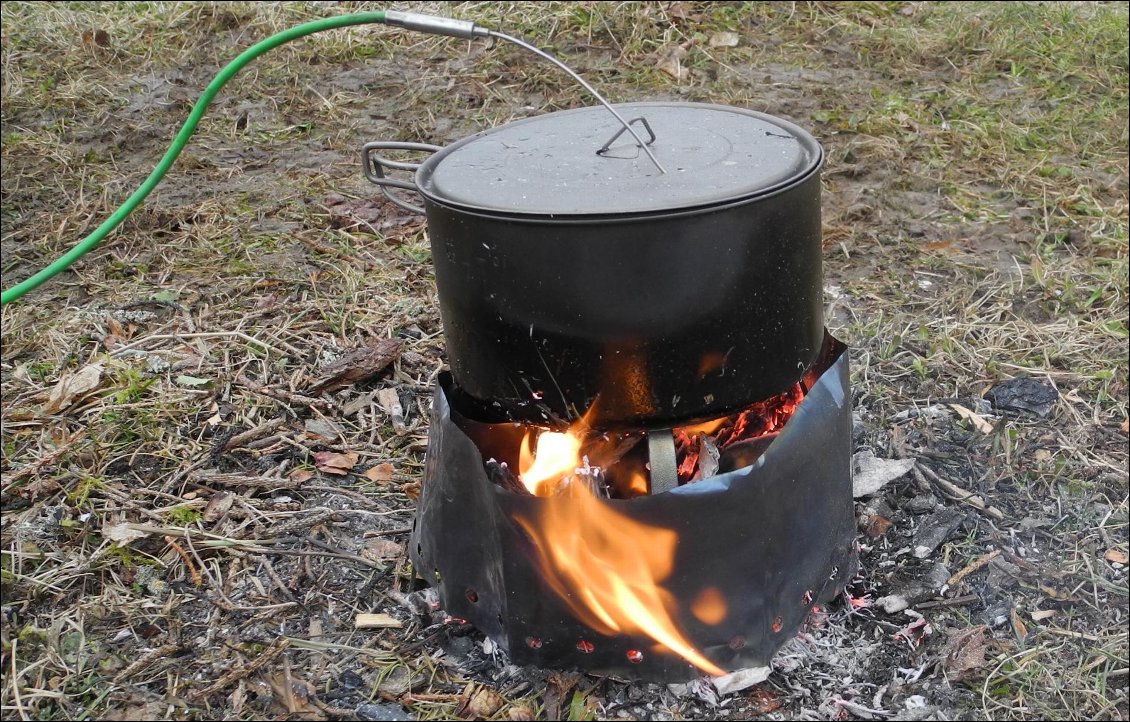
505,383 -> 811,675
519,430 -> 583,496
674,383 -> 803,482
512,484 -> 726,676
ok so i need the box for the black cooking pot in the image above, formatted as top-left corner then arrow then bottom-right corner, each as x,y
363,102 -> 824,428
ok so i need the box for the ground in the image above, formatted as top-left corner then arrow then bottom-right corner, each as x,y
1,1 -> 1127,720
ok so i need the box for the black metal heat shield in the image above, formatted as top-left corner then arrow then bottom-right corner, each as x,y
409,336 -> 856,682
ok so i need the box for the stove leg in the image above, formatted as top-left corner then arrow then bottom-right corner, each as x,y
647,429 -> 679,495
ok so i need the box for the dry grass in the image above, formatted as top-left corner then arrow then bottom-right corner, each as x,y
2,1 -> 1127,720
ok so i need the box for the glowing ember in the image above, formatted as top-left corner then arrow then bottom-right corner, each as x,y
674,382 -> 803,482
512,483 -> 726,676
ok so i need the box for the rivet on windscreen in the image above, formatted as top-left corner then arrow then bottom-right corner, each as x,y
576,639 -> 595,654
465,588 -> 478,603
525,636 -> 542,649
626,649 -> 644,664
729,635 -> 746,650
771,616 -> 784,634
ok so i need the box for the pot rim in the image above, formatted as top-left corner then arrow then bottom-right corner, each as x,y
414,102 -> 824,222
418,148 -> 823,226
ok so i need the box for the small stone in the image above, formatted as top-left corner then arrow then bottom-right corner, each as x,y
905,695 -> 928,710
912,508 -> 967,558
356,702 -> 412,721
925,563 -> 951,591
984,377 -> 1059,417
876,595 -> 910,613
905,493 -> 939,514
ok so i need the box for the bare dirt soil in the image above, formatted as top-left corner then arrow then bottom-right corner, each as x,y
2,2 -> 1127,721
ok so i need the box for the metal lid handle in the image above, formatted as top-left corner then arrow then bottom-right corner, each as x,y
485,30 -> 667,174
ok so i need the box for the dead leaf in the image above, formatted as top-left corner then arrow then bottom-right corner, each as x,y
866,514 -> 893,538
44,364 -> 104,414
354,613 -> 402,629
202,492 -> 234,522
362,538 -> 403,561
1120,418 -> 1128,434
1009,607 -> 1029,641
1030,609 -> 1055,622
289,468 -> 314,483
542,673 -> 580,721
18,477 -> 62,501
102,522 -> 148,545
364,463 -> 394,483
949,403 -> 995,434
81,28 -> 111,48
313,451 -> 358,476
666,2 -> 702,21
657,44 -> 690,80
456,684 -> 504,720
1105,548 -> 1129,565
941,625 -> 988,681
708,31 -> 740,47
507,703 -> 536,721
400,482 -> 420,500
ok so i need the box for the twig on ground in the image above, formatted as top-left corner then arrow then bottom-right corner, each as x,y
190,638 -> 291,701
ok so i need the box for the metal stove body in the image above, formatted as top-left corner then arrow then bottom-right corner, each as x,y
409,334 -> 855,681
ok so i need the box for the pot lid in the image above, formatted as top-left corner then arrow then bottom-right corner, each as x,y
416,102 -> 822,217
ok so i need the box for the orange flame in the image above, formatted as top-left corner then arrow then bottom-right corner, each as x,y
512,483 -> 725,676
519,430 -> 583,496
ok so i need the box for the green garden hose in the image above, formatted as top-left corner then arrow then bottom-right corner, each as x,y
2,8 -> 501,306
1,12 -> 399,306
0,9 -> 646,306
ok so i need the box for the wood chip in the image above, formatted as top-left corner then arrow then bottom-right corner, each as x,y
307,338 -> 401,394
949,403 -> 994,434
377,387 -> 407,435
223,417 -> 286,450
354,613 -> 403,629
1030,609 -> 1056,622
